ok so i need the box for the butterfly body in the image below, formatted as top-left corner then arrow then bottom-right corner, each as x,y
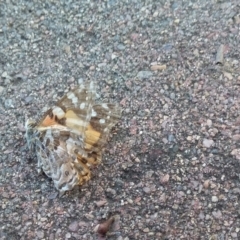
25,82 -> 121,195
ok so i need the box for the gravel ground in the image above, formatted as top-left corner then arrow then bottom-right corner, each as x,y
0,0 -> 240,239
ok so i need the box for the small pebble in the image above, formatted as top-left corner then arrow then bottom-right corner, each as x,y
212,196 -> 218,202
206,119 -> 212,127
36,231 -> 44,238
143,228 -> 149,233
203,139 -> 214,148
143,187 -> 151,193
65,232 -> 71,238
137,71 -> 153,79
69,221 -> 79,232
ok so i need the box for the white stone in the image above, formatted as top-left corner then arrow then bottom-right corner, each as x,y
203,138 -> 214,148
212,196 -> 218,202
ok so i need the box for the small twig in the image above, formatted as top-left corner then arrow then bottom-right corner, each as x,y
215,44 -> 224,65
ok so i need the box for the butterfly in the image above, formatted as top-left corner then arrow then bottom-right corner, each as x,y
25,81 -> 121,195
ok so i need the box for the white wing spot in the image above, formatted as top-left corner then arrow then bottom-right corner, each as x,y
67,92 -> 75,99
52,107 -> 65,119
104,127 -> 108,132
77,87 -> 83,93
72,97 -> 78,104
91,109 -> 97,117
102,103 -> 109,109
67,92 -> 78,104
107,115 -> 110,119
99,119 -> 105,124
89,81 -> 95,90
80,102 -> 85,109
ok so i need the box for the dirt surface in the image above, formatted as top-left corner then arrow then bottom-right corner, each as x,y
0,0 -> 240,239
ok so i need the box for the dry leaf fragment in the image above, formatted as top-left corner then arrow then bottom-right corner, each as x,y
95,200 -> 107,207
223,71 -> 233,80
150,64 -> 167,71
233,14 -> 240,24
94,216 -> 115,237
203,180 -> 210,188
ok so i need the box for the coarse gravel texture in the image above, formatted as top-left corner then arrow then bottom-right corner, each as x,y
0,0 -> 240,239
